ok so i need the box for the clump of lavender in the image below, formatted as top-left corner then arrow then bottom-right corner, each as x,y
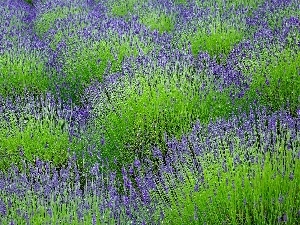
139,7 -> 176,34
108,0 -> 138,18
0,0 -> 299,224
59,30 -> 154,106
0,106 -> 298,224
79,54 -> 247,189
34,6 -> 85,38
0,49 -> 50,98
0,114 -> 70,172
0,92 -> 90,175
171,6 -> 247,65
148,108 -> 300,224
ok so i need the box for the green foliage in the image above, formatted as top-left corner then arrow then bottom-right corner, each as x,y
266,6 -> 300,31
1,1 -> 300,223
83,66 -> 234,184
175,0 -> 188,5
48,24 -> 85,50
34,6 -> 84,37
0,51 -> 49,98
109,0 -> 138,17
151,140 -> 300,224
139,10 -> 175,34
60,35 -> 153,105
0,114 -> 71,173
0,192 -> 117,224
195,0 -> 264,9
24,0 -> 33,5
182,22 -> 244,62
245,49 -> 300,116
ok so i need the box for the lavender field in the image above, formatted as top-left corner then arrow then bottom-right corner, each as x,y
0,0 -> 299,224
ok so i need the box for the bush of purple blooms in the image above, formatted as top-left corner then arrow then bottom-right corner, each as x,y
0,0 -> 299,224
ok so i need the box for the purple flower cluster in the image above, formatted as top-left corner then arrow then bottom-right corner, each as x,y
0,105 -> 298,223
0,0 -> 299,223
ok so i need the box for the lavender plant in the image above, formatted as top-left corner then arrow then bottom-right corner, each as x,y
238,47 -> 300,116
195,0 -> 265,10
60,32 -> 153,105
0,0 -> 299,224
153,143 -> 300,224
149,110 -> 300,224
0,113 -> 70,173
174,0 -> 187,5
0,49 -> 50,98
34,6 -> 85,37
266,3 -> 300,31
176,17 -> 244,64
79,61 -> 239,188
139,9 -> 175,34
108,0 -> 138,18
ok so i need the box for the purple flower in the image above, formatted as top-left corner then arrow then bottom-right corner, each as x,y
0,198 -> 7,216
47,207 -> 53,218
286,16 -> 300,27
90,163 -> 99,176
134,159 -> 141,169
278,213 -> 288,223
152,146 -> 163,160
92,213 -> 97,225
194,182 -> 199,192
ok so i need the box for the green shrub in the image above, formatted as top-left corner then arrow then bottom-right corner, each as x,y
81,66 -> 234,185
60,35 -> 153,105
34,6 -> 84,37
245,48 -> 300,115
0,51 -> 50,98
151,142 -> 300,224
0,114 -> 71,173
139,10 -> 175,34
